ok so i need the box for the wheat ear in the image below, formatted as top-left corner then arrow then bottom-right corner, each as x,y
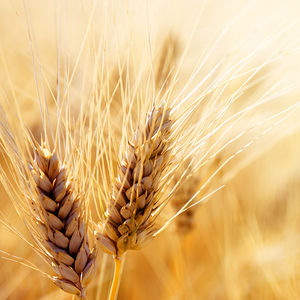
96,105 -> 172,258
31,146 -> 96,298
96,105 -> 172,300
171,160 -> 201,235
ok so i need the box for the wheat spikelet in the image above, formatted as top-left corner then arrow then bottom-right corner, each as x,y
96,105 -> 172,258
30,145 -> 96,298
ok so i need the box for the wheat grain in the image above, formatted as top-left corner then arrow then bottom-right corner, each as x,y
30,146 -> 97,298
96,105 -> 172,258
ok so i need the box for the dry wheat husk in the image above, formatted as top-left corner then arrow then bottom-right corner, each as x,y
30,146 -> 97,298
96,106 -> 172,257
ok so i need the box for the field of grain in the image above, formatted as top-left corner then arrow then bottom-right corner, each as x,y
0,1 -> 300,299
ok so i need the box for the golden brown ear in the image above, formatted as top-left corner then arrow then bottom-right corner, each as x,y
32,147 -> 97,297
96,105 -> 172,257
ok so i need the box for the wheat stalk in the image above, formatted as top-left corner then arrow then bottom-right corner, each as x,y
95,105 -> 172,299
29,145 -> 97,298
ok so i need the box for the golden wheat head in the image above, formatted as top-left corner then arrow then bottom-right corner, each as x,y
96,105 -> 172,257
29,146 -> 97,298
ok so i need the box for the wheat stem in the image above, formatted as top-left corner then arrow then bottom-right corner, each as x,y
109,257 -> 122,300
95,254 -> 108,300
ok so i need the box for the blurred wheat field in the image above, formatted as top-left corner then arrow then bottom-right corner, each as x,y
1,0 -> 300,299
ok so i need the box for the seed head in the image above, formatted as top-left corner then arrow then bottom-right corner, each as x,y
30,146 -> 97,297
96,106 -> 172,257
